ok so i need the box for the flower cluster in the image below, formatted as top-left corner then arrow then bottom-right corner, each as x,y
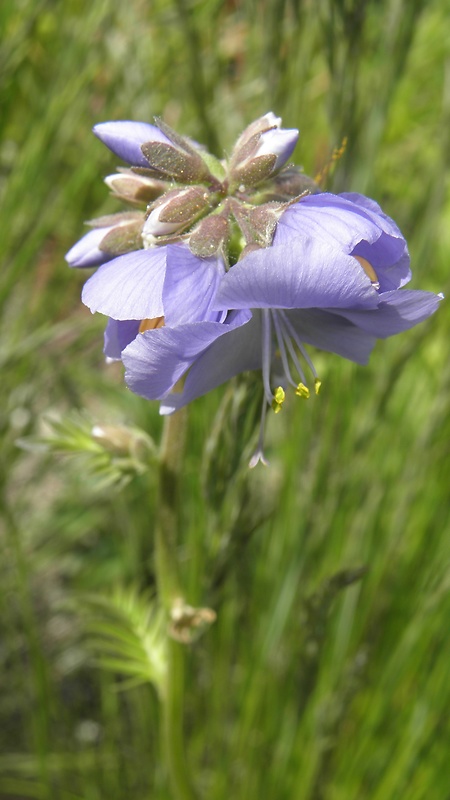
67,113 -> 441,464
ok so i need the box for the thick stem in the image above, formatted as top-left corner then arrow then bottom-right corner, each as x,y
163,638 -> 196,800
155,409 -> 197,800
155,408 -> 187,608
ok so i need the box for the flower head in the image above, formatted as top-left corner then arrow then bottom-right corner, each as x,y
121,192 -> 441,461
67,112 -> 441,464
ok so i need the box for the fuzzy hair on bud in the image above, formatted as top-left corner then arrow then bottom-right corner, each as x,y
143,186 -> 211,239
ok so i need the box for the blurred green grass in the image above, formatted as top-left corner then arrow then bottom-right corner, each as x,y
0,0 -> 449,798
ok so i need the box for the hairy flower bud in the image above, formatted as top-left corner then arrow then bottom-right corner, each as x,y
104,170 -> 168,205
142,186 -> 211,240
255,127 -> 298,171
229,112 -> 299,190
93,121 -> 173,168
188,214 -> 230,257
65,227 -> 114,268
139,140 -> 211,184
66,212 -> 144,267
232,112 -> 284,154
99,222 -> 144,256
137,117 -> 215,184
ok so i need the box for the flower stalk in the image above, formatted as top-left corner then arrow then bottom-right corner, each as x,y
155,407 -> 187,609
155,407 -> 197,800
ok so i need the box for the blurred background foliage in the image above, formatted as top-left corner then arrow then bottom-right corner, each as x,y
0,0 -> 449,797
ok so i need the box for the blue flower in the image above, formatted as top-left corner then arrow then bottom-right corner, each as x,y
67,112 -> 441,465
121,193 -> 441,434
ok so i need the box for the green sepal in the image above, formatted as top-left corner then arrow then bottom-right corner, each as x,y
99,219 -> 144,255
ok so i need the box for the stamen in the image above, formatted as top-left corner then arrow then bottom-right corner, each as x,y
260,309 -> 321,416
295,383 -> 310,399
277,313 -> 308,386
139,316 -> 165,333
354,256 -> 380,289
249,396 -> 269,468
279,311 -> 320,381
261,310 -> 275,406
271,311 -> 299,390
272,386 -> 285,413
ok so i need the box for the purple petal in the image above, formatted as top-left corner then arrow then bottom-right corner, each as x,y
342,192 -> 411,289
82,248 -> 166,320
277,192 -> 404,247
275,192 -> 410,292
104,319 -> 140,359
275,193 -> 386,251
331,289 -> 442,337
351,237 -> 410,291
163,245 -> 226,325
123,310 -> 251,402
256,127 -> 299,170
161,311 -> 262,413
93,121 -> 172,167
342,192 -> 404,239
215,236 -> 379,312
340,193 -> 405,240
65,228 -> 114,269
284,308 -> 376,364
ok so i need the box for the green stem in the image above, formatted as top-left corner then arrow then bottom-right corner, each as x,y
155,408 -> 197,800
163,638 -> 196,800
155,408 -> 186,608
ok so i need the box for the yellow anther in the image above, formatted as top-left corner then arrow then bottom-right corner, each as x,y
314,378 -> 322,395
271,386 -> 285,413
295,382 -> 310,399
139,316 -> 165,333
354,256 -> 379,288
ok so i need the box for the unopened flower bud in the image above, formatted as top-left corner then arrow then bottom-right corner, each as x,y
92,212 -> 145,257
255,127 -> 298,171
137,117 -> 215,184
65,212 -> 144,267
104,170 -> 168,205
65,227 -> 115,268
140,140 -> 211,184
99,220 -> 145,257
143,186 -> 211,239
189,214 -> 230,257
229,112 -> 299,190
93,121 -> 173,168
232,112 -> 283,154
